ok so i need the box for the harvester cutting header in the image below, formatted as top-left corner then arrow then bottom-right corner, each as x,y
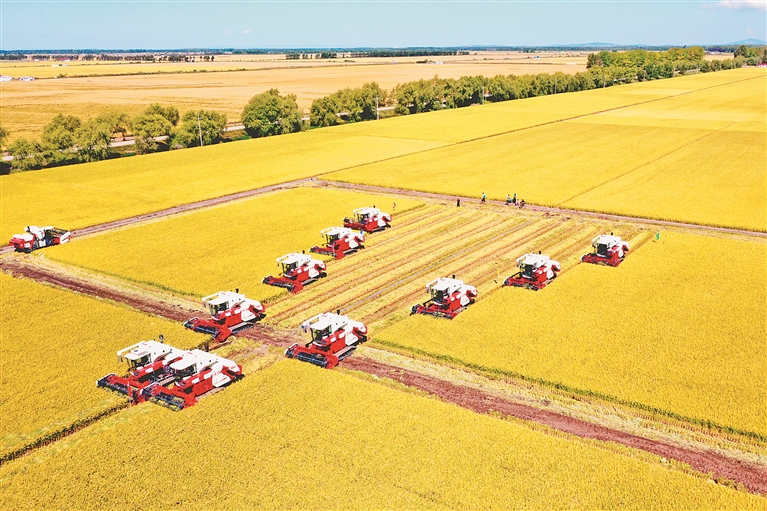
9,226 -> 71,252
184,291 -> 265,343
97,338 -> 243,410
343,206 -> 392,233
285,312 -> 368,369
582,234 -> 630,267
263,253 -> 327,293
504,253 -> 560,290
411,277 -> 477,319
310,227 -> 365,260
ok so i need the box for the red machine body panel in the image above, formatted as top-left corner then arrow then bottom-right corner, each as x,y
504,253 -> 561,290
263,253 -> 327,293
9,226 -> 71,253
582,234 -> 630,267
184,291 -> 265,343
411,277 -> 477,319
310,227 -> 365,260
343,207 -> 392,233
285,313 -> 367,369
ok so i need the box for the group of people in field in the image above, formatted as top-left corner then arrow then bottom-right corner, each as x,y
467,192 -> 525,208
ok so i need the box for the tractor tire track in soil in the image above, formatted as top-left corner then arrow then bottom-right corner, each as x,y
344,357 -> 767,497
5,257 -> 766,497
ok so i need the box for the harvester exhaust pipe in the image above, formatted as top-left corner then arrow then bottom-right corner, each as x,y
159,334 -> 164,344
336,309 -> 341,315
236,288 -> 239,293
452,274 -> 456,279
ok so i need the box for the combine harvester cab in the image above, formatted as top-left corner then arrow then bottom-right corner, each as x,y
9,225 -> 71,253
285,312 -> 368,369
97,338 -> 186,404
504,253 -> 560,290
142,349 -> 243,411
582,233 -> 630,267
263,253 -> 327,293
343,206 -> 392,233
310,227 -> 365,260
184,291 -> 265,343
411,277 -> 477,319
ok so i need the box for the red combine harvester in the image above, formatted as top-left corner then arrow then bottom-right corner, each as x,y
411,277 -> 477,319
310,227 -> 365,260
9,225 -> 71,252
184,291 -> 265,343
285,312 -> 368,369
263,253 -> 327,293
97,338 -> 242,410
582,234 -> 630,267
343,206 -> 392,233
504,253 -> 560,290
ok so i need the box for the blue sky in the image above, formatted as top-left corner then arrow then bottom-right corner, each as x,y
1,1 -> 765,50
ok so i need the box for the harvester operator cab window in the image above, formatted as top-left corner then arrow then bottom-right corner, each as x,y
209,302 -> 229,316
597,244 -> 609,256
326,233 -> 339,243
431,288 -> 445,303
357,212 -> 368,221
311,326 -> 331,343
282,262 -> 297,273
521,264 -> 535,278
129,355 -> 149,370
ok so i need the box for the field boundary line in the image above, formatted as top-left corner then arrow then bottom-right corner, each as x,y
317,180 -> 767,238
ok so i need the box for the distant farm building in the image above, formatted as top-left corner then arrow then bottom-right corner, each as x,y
19,76 -> 35,81
0,75 -> 12,82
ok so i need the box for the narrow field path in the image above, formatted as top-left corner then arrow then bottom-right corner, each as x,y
2,256 -> 766,496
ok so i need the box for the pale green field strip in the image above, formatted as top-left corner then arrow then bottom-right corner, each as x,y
46,187 -> 425,299
326,70 -> 766,231
2,69 -> 761,242
0,273 -> 201,458
0,361 -> 762,509
375,231 -> 767,437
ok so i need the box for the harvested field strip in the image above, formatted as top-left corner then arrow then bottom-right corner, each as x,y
267,213 -> 531,324
263,207 -> 484,308
271,217 -> 554,328
358,220 -> 584,326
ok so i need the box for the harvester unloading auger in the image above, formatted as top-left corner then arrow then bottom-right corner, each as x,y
343,206 -> 392,233
285,312 -> 368,369
310,227 -> 365,260
582,233 -> 630,267
184,291 -> 265,343
9,225 -> 71,252
504,253 -> 560,290
263,252 -> 327,293
411,277 -> 477,319
97,337 -> 243,410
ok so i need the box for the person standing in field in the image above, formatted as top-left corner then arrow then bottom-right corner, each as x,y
506,194 -> 512,205
512,193 -> 517,205
457,198 -> 461,207
481,192 -> 486,203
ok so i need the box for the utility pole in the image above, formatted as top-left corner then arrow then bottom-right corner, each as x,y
375,95 -> 379,120
197,113 -> 203,147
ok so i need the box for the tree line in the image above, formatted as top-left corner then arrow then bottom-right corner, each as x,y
0,46 -> 755,173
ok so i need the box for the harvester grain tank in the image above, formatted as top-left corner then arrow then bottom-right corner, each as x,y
411,277 -> 477,319
504,253 -> 560,290
310,227 -> 365,260
343,206 -> 392,233
9,226 -> 71,252
97,338 -> 242,410
285,312 -> 368,369
582,233 -> 630,267
184,291 -> 265,343
263,253 -> 327,293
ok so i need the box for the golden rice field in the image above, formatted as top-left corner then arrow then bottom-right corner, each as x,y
328,70 -> 766,230
2,69 -> 762,244
375,231 -> 767,437
0,361 -> 761,510
46,187 -> 423,298
0,272 -> 200,458
0,131 -> 441,242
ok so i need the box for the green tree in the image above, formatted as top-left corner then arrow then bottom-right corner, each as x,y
9,138 -> 45,172
733,45 -> 748,58
96,110 -> 131,139
41,114 -> 81,162
173,110 -> 228,148
131,113 -> 173,154
241,89 -> 303,138
75,119 -> 112,162
144,104 -> 180,126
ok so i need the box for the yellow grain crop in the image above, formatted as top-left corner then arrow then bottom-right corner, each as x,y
0,273 -> 200,458
376,232 -> 767,437
47,187 -> 423,299
327,71 -> 765,230
0,131 -> 442,242
0,361 -> 761,509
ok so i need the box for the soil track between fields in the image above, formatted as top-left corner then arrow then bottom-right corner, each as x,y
2,257 -> 766,496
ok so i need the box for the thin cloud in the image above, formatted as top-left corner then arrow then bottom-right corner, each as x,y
243,29 -> 252,34
711,0 -> 767,11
